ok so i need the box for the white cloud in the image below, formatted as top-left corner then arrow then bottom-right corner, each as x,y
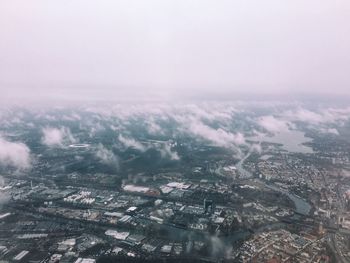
119,133 -> 179,160
319,127 -> 339,135
102,103 -> 246,153
285,109 -> 325,124
145,118 -> 163,135
258,115 -> 291,133
190,104 -> 234,123
250,143 -> 262,154
283,107 -> 350,125
0,137 -> 31,170
327,128 -> 339,135
118,134 -> 148,152
187,119 -> 246,148
159,143 -> 180,161
95,144 -> 119,170
41,127 -> 76,147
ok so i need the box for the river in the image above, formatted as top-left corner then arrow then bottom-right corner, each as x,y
235,152 -> 312,215
263,183 -> 311,215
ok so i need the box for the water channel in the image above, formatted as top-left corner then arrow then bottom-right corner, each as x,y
236,152 -> 312,215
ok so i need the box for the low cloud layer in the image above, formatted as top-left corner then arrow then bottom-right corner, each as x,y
258,116 -> 291,134
283,107 -> 350,125
118,134 -> 180,160
95,144 -> 119,170
42,127 -> 76,147
159,143 -> 180,161
118,135 -> 148,152
255,106 -> 350,135
2,102 -> 350,165
0,137 -> 31,170
187,120 -> 246,148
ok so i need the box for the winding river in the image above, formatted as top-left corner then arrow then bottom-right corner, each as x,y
236,152 -> 312,215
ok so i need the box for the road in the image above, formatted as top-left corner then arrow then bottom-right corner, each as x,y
327,233 -> 349,263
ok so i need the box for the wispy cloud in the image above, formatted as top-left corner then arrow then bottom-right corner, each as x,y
159,143 -> 180,161
186,118 -> 246,148
283,107 -> 350,125
95,144 -> 119,170
145,118 -> 164,135
258,115 -> 291,134
41,127 -> 76,147
319,127 -> 339,135
0,137 -> 31,170
118,134 -> 148,152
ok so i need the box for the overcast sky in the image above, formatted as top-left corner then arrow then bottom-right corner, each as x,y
1,0 -> 350,102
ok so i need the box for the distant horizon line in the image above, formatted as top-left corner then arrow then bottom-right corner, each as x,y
1,92 -> 350,108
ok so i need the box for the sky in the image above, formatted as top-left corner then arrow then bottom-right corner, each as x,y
1,0 -> 350,102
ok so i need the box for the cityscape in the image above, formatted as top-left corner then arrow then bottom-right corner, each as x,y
1,103 -> 350,262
